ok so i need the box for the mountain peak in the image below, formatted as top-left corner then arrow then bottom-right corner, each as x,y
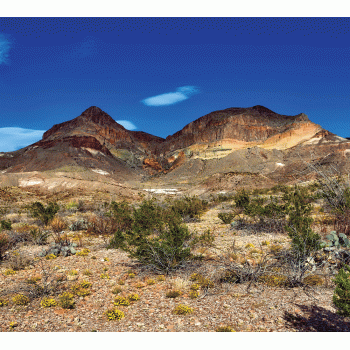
81,106 -> 104,116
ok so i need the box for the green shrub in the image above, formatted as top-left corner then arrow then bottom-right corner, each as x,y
303,274 -> 324,286
0,232 -> 9,261
190,230 -> 215,248
169,196 -> 209,219
284,187 -> 321,258
218,212 -> 235,224
333,264 -> 350,317
109,200 -> 193,274
29,228 -> 50,245
189,273 -> 214,289
28,201 -> 59,226
109,201 -> 133,231
0,219 -> 12,230
233,189 -> 250,209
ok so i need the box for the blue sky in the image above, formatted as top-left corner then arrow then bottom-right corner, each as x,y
0,17 -> 350,151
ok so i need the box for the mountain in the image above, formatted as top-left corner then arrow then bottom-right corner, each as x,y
1,105 -> 349,193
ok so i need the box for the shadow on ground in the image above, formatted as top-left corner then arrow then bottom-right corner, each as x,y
284,304 -> 350,331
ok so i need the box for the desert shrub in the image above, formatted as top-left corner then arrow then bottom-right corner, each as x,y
118,279 -> 125,285
284,187 -> 321,258
0,298 -> 9,307
0,219 -> 12,230
216,326 -> 235,332
218,212 -> 235,224
50,217 -> 67,234
69,218 -> 89,231
262,240 -> 270,246
190,230 -> 215,248
233,189 -> 250,209
258,273 -> 287,287
58,292 -> 75,309
0,232 -> 9,260
333,264 -> 350,317
189,290 -> 199,299
100,273 -> 110,279
12,294 -> 30,305
7,251 -> 33,271
189,273 -> 214,289
68,270 -> 78,276
173,304 -> 193,315
29,228 -> 50,245
28,202 -> 59,226
127,293 -> 140,302
71,283 -> 91,297
40,297 -> 58,308
111,287 -> 122,295
303,274 -> 324,286
105,308 -> 124,321
87,214 -> 119,244
26,275 -> 41,284
166,290 -> 183,298
109,201 -> 133,231
4,269 -> 16,275
169,196 -> 209,220
113,296 -> 130,306
109,200 -> 192,274
157,275 -> 165,281
190,283 -> 200,291
76,248 -> 90,257
146,278 -> 155,285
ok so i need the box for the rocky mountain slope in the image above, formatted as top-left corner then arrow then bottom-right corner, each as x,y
0,105 -> 349,193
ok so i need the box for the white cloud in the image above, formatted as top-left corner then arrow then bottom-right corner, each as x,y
0,34 -> 11,65
141,85 -> 199,106
0,127 -> 45,152
116,120 -> 137,130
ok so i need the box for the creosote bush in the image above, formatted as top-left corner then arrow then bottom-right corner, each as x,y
28,201 -> 59,226
76,248 -> 90,257
0,232 -> 9,261
189,290 -> 199,299
218,212 -> 235,224
333,264 -> 350,317
111,287 -> 122,295
108,199 -> 193,274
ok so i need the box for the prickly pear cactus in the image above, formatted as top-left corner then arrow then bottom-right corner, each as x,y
38,242 -> 78,258
320,231 -> 350,249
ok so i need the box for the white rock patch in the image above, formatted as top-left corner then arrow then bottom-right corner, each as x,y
144,188 -> 180,194
92,169 -> 110,175
19,178 -> 44,187
276,163 -> 285,167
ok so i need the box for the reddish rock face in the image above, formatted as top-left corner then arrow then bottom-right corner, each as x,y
155,105 -> 315,155
1,105 -> 349,188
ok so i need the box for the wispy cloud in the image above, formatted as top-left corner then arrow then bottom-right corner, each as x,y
0,34 -> 11,65
116,120 -> 137,130
141,86 -> 199,106
0,128 -> 45,152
